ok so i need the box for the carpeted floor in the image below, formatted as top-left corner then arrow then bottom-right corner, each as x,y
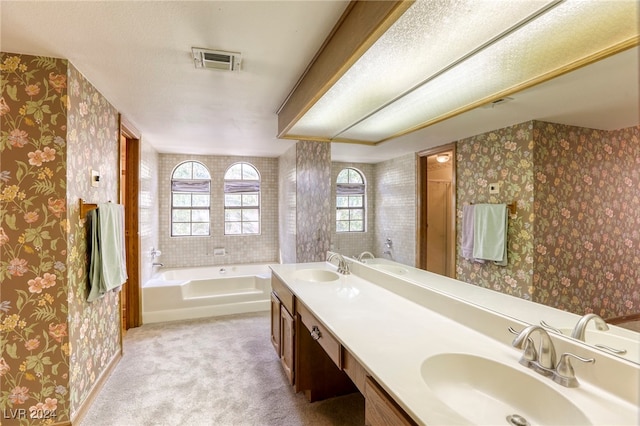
79,311 -> 365,426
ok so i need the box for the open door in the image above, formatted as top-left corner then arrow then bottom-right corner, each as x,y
417,144 -> 456,277
119,116 -> 142,330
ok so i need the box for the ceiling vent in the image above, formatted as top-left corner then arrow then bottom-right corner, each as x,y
192,48 -> 242,71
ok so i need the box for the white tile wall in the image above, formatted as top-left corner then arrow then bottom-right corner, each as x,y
158,154 -> 279,267
330,162 -> 375,258
140,140 -> 160,283
374,153 -> 417,266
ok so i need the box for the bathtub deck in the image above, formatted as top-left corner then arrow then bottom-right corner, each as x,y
143,264 -> 273,323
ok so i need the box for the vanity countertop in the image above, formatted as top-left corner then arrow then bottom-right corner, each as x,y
270,261 -> 639,426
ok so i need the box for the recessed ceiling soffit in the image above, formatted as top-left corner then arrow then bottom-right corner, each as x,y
277,0 -> 640,145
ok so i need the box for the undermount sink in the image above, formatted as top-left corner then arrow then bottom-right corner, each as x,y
420,353 -> 591,426
294,269 -> 340,283
371,264 -> 408,275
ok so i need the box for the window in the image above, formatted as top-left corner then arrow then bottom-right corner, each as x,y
171,161 -> 211,236
336,168 -> 365,232
224,162 -> 260,235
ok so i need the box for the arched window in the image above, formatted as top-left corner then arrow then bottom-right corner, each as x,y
336,168 -> 365,232
171,161 -> 211,236
224,162 -> 260,235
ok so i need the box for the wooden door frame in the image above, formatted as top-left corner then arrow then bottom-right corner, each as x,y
119,115 -> 142,328
416,143 -> 457,277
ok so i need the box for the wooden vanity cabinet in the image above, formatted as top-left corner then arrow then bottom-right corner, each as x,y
365,377 -> 417,426
280,307 -> 295,384
271,273 -> 296,385
270,271 -> 416,424
270,292 -> 281,355
295,301 -> 356,401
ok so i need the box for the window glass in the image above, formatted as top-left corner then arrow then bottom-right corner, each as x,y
336,168 -> 366,233
224,162 -> 260,235
171,161 -> 211,237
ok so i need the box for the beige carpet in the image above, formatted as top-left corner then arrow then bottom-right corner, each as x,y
79,312 -> 365,426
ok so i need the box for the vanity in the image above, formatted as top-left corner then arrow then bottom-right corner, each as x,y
269,257 -> 639,425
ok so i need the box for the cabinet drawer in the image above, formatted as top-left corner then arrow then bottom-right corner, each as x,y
271,273 -> 295,315
297,301 -> 342,368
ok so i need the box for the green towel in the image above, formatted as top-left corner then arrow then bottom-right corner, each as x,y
472,204 -> 508,266
87,209 -> 104,302
86,203 -> 128,302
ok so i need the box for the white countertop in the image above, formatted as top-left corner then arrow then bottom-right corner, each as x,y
270,261 -> 639,426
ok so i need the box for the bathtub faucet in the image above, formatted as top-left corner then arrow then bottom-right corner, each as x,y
327,253 -> 351,275
152,262 -> 164,267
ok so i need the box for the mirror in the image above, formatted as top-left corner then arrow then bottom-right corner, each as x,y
332,46 -> 640,364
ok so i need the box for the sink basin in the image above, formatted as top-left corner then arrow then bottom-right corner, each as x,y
294,269 -> 340,283
421,353 -> 591,425
371,264 -> 408,275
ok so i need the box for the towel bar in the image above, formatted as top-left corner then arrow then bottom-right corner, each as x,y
469,202 -> 517,216
79,199 -> 98,218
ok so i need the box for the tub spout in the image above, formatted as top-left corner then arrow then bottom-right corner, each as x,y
152,262 -> 164,267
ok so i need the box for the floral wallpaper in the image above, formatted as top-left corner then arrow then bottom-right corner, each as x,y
1,53 -> 71,424
65,64 -> 121,418
533,122 -> 640,318
295,141 -> 331,263
455,120 -> 640,319
456,121 -> 535,300
0,52 -> 122,424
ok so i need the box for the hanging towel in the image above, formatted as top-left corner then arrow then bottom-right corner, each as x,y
462,204 -> 475,260
87,203 -> 128,302
472,203 -> 508,266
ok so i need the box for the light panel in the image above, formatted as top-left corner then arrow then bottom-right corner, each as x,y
288,0 -> 555,139
286,0 -> 639,143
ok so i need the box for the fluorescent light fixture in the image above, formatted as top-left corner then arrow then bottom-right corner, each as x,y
285,0 -> 639,144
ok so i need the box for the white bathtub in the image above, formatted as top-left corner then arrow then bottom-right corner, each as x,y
143,264 -> 274,323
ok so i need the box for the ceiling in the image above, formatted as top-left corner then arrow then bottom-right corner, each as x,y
2,1 -> 638,164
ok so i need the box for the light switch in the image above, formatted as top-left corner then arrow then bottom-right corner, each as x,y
91,169 -> 100,187
489,182 -> 499,194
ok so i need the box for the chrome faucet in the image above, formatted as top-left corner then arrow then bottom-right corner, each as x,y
152,262 -> 164,267
327,253 -> 351,275
571,313 -> 609,341
510,325 -> 594,387
512,325 -> 557,373
357,251 -> 375,262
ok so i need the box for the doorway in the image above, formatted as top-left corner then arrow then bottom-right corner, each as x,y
417,144 -> 456,277
119,116 -> 142,331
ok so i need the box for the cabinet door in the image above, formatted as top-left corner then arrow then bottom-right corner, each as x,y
365,377 -> 416,426
270,292 -> 281,356
281,307 -> 295,385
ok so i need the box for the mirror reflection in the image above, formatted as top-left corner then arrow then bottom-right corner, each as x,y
330,47 -> 639,364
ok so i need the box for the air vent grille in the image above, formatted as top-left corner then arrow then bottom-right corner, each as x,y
192,48 -> 242,71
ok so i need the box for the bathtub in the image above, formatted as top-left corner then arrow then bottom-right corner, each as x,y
143,264 -> 274,323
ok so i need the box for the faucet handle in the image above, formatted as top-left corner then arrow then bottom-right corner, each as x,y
508,327 -> 537,367
553,353 -> 595,388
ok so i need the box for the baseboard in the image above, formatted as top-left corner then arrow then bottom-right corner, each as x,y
70,351 -> 122,425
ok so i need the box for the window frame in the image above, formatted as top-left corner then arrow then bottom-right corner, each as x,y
170,161 -> 211,237
223,162 -> 261,236
336,167 -> 366,233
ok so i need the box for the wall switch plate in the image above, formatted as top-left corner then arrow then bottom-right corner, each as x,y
91,169 -> 100,187
489,182 -> 500,194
